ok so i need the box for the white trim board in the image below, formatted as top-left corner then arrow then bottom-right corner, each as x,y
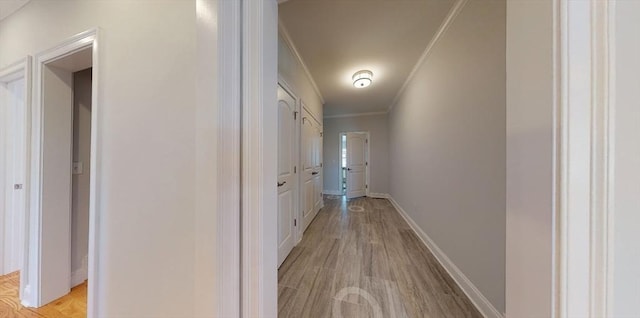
387,196 -> 503,318
368,193 -> 389,199
324,111 -> 388,119
322,190 -> 342,196
387,0 -> 468,113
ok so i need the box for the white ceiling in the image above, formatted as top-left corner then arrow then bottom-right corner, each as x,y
279,0 -> 456,117
0,0 -> 29,21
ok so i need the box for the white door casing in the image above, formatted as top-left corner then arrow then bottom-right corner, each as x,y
29,30 -> 100,312
277,84 -> 297,267
346,132 -> 367,199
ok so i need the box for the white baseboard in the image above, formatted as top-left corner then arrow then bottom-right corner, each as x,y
387,196 -> 503,318
323,190 -> 342,196
21,284 -> 33,307
368,192 -> 389,199
70,255 -> 88,287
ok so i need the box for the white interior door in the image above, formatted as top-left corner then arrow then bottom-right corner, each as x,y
301,108 -> 321,231
312,125 -> 323,212
346,132 -> 367,199
2,77 -> 27,275
277,85 -> 297,267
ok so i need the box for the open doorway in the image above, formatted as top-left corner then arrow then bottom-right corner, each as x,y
20,30 -> 100,316
32,49 -> 92,310
0,60 -> 29,298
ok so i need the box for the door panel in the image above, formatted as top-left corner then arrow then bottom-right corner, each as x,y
277,85 -> 296,267
346,133 -> 367,199
301,108 -> 322,231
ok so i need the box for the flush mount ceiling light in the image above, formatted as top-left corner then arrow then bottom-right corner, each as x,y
352,70 -> 373,88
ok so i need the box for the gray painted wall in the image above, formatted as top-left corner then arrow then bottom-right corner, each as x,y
388,0 -> 506,313
71,68 -> 91,285
505,0 -> 555,316
613,2 -> 640,316
323,114 -> 389,195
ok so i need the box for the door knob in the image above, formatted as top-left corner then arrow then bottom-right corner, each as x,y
278,181 -> 286,187
347,168 -> 352,171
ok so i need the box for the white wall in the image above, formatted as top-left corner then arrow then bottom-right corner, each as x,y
388,0 -> 506,313
278,33 -> 323,121
505,0 -> 555,316
323,114 -> 389,195
71,68 -> 91,287
0,1 -> 198,316
612,1 -> 640,316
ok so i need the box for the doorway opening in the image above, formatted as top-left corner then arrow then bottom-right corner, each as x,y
0,60 -> 29,301
22,30 -> 100,316
35,47 -> 92,309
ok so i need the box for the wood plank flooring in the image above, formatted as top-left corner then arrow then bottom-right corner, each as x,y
278,195 -> 483,318
0,271 -> 87,318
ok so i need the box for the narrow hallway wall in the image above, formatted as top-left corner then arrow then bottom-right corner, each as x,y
388,0 -> 506,313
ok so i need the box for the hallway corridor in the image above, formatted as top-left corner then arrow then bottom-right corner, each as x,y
278,196 -> 482,318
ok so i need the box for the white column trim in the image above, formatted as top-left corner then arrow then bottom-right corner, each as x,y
554,0 -> 614,316
241,0 -> 278,317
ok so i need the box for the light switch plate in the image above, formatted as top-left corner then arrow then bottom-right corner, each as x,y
73,161 -> 84,175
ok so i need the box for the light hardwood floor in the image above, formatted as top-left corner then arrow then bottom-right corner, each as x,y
0,271 -> 87,318
278,195 -> 483,318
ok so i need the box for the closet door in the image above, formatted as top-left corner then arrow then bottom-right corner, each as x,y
312,124 -> 323,212
277,85 -> 297,267
301,108 -> 316,231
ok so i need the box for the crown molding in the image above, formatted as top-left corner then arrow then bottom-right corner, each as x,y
387,0 -> 469,113
278,20 -> 326,104
324,111 -> 387,119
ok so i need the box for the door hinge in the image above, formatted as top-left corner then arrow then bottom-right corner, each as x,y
320,132 -> 323,137
366,139 -> 368,144
366,162 -> 368,166
294,166 -> 297,173
294,219 -> 297,226
366,185 -> 368,189
320,163 -> 323,167
294,111 -> 298,120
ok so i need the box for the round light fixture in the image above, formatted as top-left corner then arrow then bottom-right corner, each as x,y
352,70 -> 373,88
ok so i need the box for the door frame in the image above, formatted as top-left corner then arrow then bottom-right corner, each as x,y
341,131 -> 370,198
27,29 -> 101,315
0,57 -> 31,299
221,0 -> 616,317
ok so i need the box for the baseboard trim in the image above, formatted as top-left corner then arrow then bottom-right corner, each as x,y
387,196 -> 503,318
368,192 -> 390,199
323,190 -> 342,196
70,255 -> 88,287
21,284 -> 33,307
